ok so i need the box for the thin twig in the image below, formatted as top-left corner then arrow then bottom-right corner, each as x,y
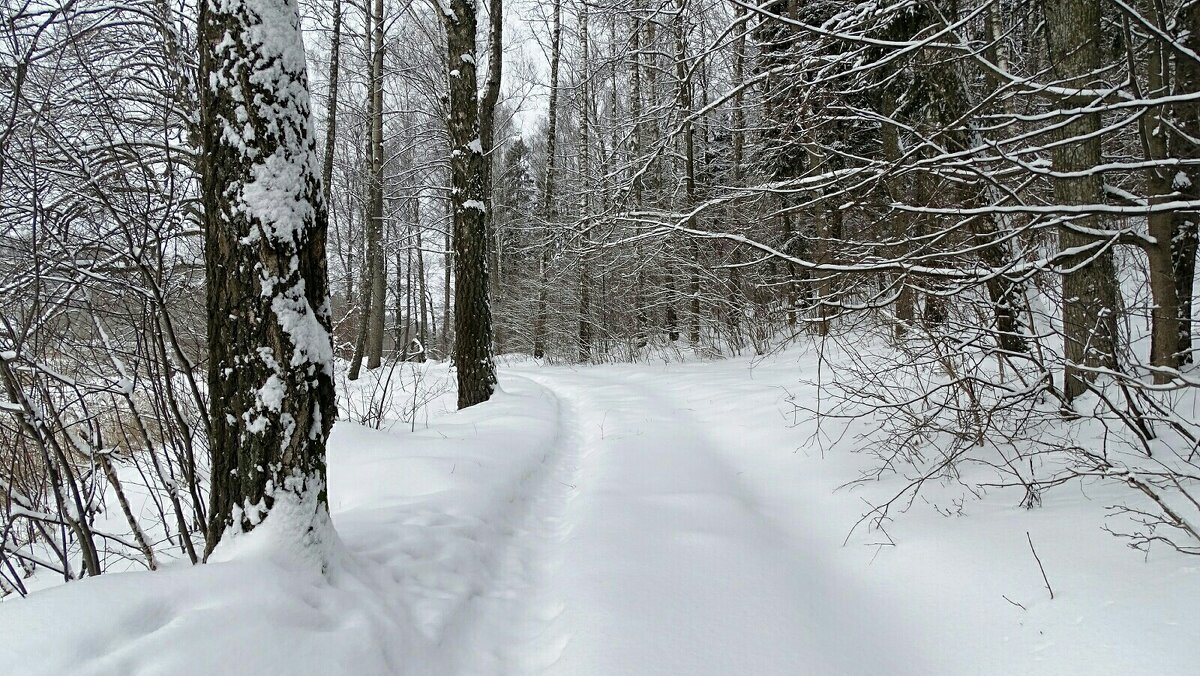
1026,531 -> 1054,600
1002,594 -> 1026,611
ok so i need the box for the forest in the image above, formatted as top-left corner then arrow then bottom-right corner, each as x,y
0,0 -> 1198,672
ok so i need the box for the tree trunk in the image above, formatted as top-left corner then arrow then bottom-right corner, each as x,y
1045,0 -> 1121,402
320,0 -> 342,210
1137,32 -> 1182,380
731,1 -> 746,181
674,0 -> 701,346
1170,0 -> 1200,363
480,0 -> 503,299
630,2 -> 648,347
366,0 -> 386,369
444,0 -> 498,407
415,197 -> 429,349
533,0 -> 562,360
199,0 -> 337,555
879,90 -> 913,339
577,0 -> 592,363
441,222 -> 452,358
349,3 -> 378,380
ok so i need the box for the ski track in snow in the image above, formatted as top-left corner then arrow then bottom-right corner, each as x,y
505,368 -> 924,676
436,373 -> 583,674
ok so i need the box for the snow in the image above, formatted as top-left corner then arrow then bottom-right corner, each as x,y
1,353 -> 1197,674
212,0 -> 318,249
270,279 -> 334,375
461,199 -> 486,211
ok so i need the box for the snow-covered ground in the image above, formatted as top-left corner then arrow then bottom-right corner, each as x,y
1,351 -> 1196,674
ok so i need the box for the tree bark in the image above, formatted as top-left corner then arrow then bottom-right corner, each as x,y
480,0 -> 503,299
444,0 -> 498,407
366,0 -> 386,369
673,0 -> 701,345
1170,0 -> 1200,363
320,0 -> 342,210
577,0 -> 593,363
533,0 -> 562,360
630,2 -> 648,347
1045,0 -> 1121,402
1136,28 -> 1182,379
349,2 -> 378,380
199,0 -> 337,555
415,196 -> 429,349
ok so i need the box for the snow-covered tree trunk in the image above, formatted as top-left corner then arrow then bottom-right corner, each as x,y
199,0 -> 337,554
443,0 -> 497,408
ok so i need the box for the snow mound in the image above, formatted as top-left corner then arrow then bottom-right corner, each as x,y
0,376 -> 564,675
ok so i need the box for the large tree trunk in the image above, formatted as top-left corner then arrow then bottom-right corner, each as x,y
444,0 -> 498,407
1045,0 -> 1121,402
199,0 -> 337,556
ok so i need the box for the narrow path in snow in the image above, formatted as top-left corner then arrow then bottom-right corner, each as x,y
434,374 -> 590,674
501,367 -> 920,676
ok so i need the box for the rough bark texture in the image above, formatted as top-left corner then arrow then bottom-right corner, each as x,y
199,0 -> 337,554
1045,0 -> 1121,402
444,0 -> 497,408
